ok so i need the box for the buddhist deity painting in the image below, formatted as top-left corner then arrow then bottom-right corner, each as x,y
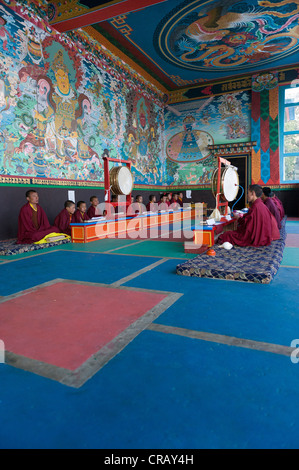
166,115 -> 214,163
2,0 -> 294,189
164,92 -> 251,185
0,2 -> 164,186
124,92 -> 163,185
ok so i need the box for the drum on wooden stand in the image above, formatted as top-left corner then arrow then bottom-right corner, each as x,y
211,165 -> 239,202
110,166 -> 134,195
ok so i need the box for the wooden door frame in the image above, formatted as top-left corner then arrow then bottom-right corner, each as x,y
208,142 -> 256,206
225,153 -> 249,203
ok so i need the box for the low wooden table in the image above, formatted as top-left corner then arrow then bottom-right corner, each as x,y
190,217 -> 238,248
70,208 -> 195,243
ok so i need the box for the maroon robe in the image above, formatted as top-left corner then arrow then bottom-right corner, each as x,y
270,212 -> 280,241
272,195 -> 285,221
264,197 -> 281,229
218,198 -> 273,247
170,199 -> 180,210
158,201 -> 169,211
146,202 -> 158,212
54,208 -> 72,236
72,209 -> 90,223
127,202 -> 144,215
87,205 -> 102,218
17,202 -> 60,244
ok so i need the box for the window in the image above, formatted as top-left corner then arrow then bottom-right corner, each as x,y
279,84 -> 299,183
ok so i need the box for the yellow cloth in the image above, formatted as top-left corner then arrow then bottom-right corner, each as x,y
34,232 -> 70,244
29,203 -> 37,212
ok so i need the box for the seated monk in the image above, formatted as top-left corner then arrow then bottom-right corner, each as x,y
111,195 -> 120,215
54,200 -> 76,236
218,184 -> 275,247
169,193 -> 181,210
270,211 -> 280,241
264,187 -> 285,221
158,194 -> 169,211
127,195 -> 146,215
272,194 -> 285,220
87,196 -> 102,218
72,201 -> 90,223
178,192 -> 183,207
146,195 -> 158,212
17,189 -> 60,244
134,195 -> 145,214
261,187 -> 281,229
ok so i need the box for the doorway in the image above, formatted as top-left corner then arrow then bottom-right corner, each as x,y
226,155 -> 248,210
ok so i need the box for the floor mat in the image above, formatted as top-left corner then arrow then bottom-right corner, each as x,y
177,239 -> 285,283
0,238 -> 71,256
176,218 -> 287,283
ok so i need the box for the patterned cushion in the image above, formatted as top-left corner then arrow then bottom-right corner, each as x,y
0,238 -> 71,256
176,217 -> 287,284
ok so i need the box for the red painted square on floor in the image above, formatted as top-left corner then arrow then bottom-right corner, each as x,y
0,282 -> 168,370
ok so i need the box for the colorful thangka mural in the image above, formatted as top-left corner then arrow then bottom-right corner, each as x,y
0,2 -> 164,186
164,92 -> 251,186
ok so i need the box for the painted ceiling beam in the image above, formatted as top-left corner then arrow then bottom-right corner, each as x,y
51,0 -> 167,33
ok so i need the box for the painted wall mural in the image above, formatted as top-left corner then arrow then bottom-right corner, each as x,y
164,92 -> 251,186
0,2 -> 165,187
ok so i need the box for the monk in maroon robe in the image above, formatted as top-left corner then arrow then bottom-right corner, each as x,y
146,195 -> 158,212
261,188 -> 281,229
87,196 -> 103,218
178,192 -> 183,207
127,195 -> 145,215
54,200 -> 75,236
262,187 -> 285,220
170,193 -> 181,210
72,201 -> 90,223
17,190 -> 60,244
272,194 -> 285,220
158,195 -> 169,211
218,185 -> 273,247
270,212 -> 280,241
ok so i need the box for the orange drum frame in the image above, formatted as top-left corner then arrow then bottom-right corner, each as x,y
213,157 -> 231,216
103,156 -> 132,217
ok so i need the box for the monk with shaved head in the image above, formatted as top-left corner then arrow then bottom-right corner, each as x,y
17,190 -> 60,244
218,185 -> 279,247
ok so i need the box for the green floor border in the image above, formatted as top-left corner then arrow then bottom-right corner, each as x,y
58,237 -> 146,253
106,239 -> 198,259
281,247 -> 299,267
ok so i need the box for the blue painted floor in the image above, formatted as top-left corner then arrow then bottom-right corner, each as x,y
285,222 -> 299,234
0,220 -> 299,449
0,251 -> 162,296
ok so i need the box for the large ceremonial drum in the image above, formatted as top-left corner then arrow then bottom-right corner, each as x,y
110,165 -> 134,195
211,165 -> 239,202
